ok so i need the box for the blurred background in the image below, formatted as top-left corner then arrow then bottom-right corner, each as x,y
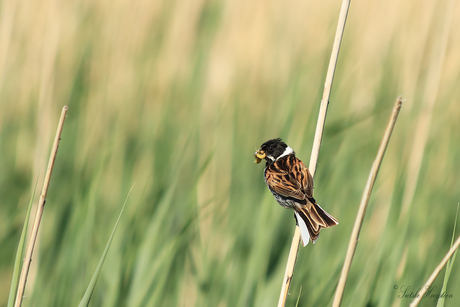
1,0 -> 459,306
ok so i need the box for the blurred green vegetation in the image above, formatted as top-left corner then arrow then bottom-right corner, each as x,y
1,0 -> 459,306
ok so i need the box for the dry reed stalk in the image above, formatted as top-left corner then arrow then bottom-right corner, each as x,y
410,234 -> 460,307
277,0 -> 351,306
14,106 -> 68,307
332,97 -> 403,307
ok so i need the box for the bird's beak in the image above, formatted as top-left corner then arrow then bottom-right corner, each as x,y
254,150 -> 266,164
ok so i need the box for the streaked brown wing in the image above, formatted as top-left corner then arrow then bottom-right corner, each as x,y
265,157 -> 306,201
291,157 -> 314,199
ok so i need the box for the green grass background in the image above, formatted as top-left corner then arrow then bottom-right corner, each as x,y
1,0 -> 459,306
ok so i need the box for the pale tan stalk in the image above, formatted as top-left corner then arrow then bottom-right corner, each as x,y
410,235 -> 460,307
332,97 -> 403,307
14,106 -> 68,307
277,1 -> 351,306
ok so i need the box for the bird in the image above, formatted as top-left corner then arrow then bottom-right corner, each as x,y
254,138 -> 338,246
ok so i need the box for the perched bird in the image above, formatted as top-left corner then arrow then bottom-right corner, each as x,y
254,138 -> 338,246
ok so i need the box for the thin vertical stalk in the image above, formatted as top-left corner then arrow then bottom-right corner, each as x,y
14,106 -> 68,307
332,98 -> 402,307
277,0 -> 351,306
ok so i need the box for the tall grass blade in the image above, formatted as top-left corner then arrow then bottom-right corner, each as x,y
295,286 -> 302,307
78,184 -> 134,307
7,176 -> 40,307
436,204 -> 459,307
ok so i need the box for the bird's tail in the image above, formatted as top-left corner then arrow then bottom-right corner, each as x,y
294,202 -> 338,247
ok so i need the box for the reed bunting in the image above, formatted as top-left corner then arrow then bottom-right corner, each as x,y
254,138 -> 338,246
